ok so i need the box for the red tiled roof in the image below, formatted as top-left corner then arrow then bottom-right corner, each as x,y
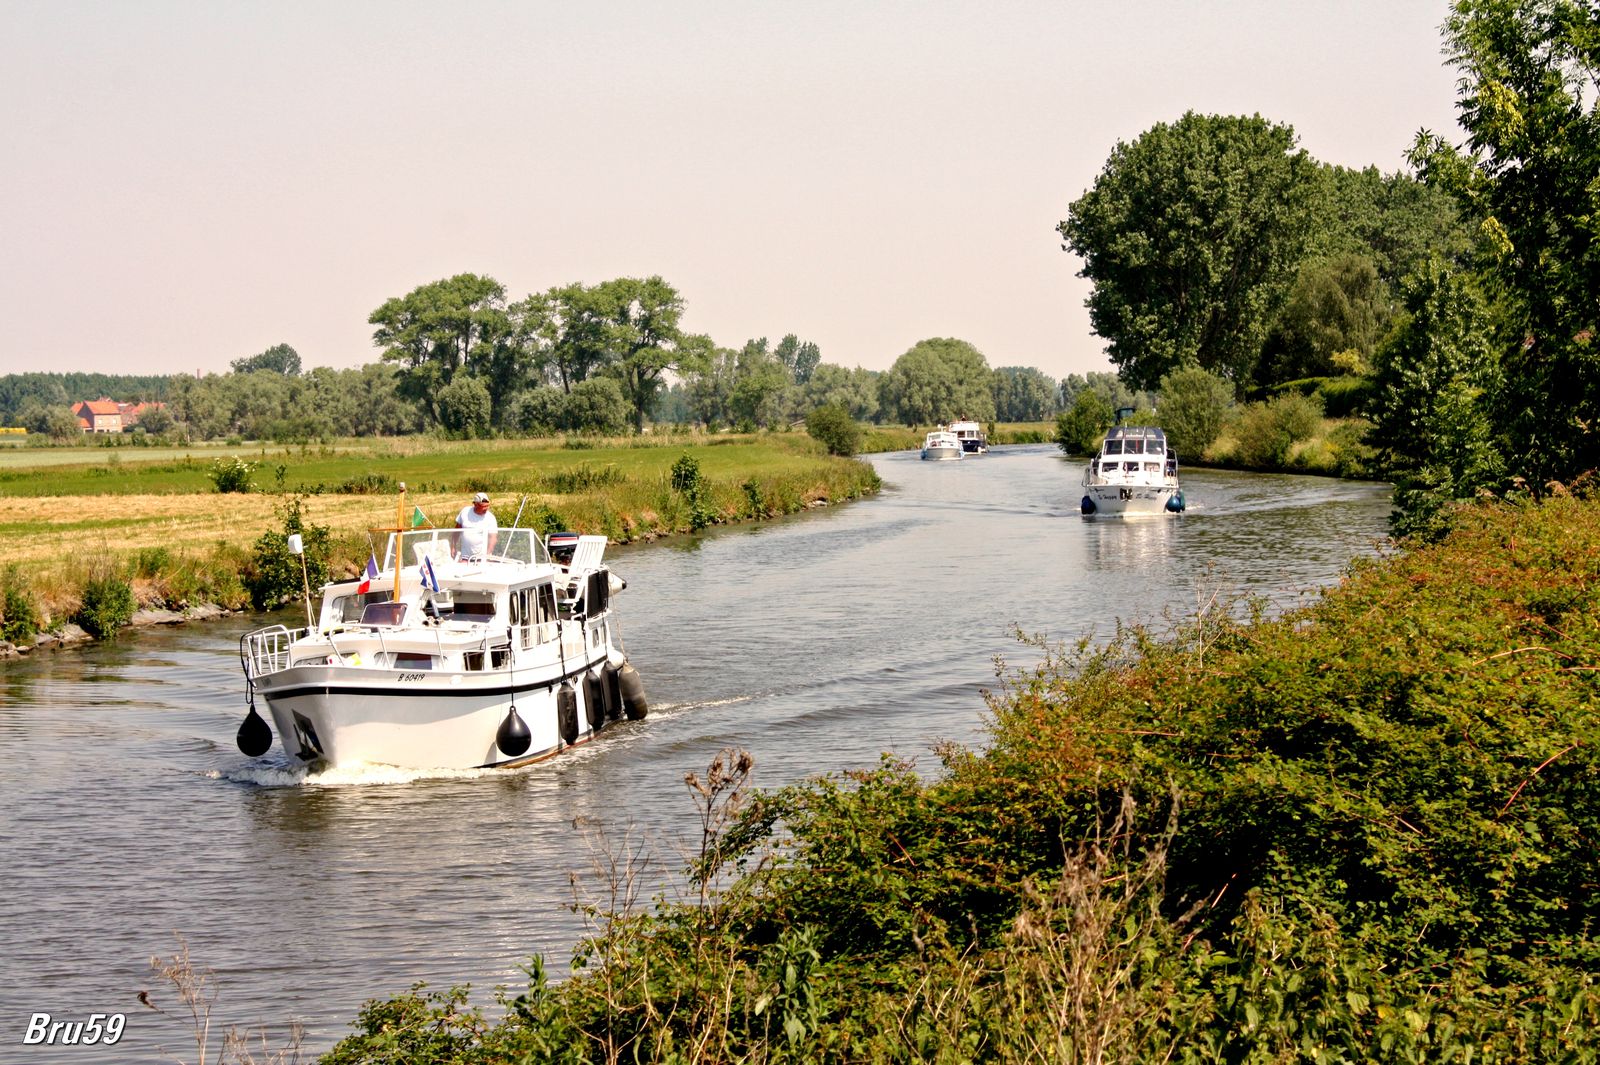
75,399 -> 121,416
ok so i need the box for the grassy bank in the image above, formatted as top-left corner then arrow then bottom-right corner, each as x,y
0,433 -> 880,635
313,492 -> 1599,1062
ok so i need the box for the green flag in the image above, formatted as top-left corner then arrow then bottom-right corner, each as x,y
411,506 -> 427,528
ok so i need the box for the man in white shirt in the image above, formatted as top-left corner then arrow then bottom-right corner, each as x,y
455,492 -> 498,558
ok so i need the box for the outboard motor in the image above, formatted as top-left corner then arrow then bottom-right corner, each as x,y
547,531 -> 579,567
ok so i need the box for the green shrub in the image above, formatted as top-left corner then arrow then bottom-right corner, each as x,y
669,453 -> 715,531
1055,391 -> 1113,455
75,569 -> 135,638
208,457 -> 256,493
1155,366 -> 1233,458
1,565 -> 40,644
805,404 -> 862,457
242,496 -> 331,612
336,472 -> 397,494
1228,393 -> 1323,468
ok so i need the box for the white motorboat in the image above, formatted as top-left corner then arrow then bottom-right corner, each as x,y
235,526 -> 646,770
949,419 -> 988,454
921,429 -> 964,461
1080,424 -> 1186,517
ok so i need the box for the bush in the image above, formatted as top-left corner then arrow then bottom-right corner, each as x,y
242,496 -> 331,612
437,375 -> 492,438
1,564 -> 40,644
75,568 -> 135,638
669,453 -> 716,531
1229,393 -> 1323,468
208,457 -> 256,493
805,404 -> 862,456
1055,391 -> 1113,455
1155,366 -> 1233,458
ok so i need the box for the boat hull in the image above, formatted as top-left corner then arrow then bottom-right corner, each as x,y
257,654 -> 615,769
1081,481 -> 1182,517
921,445 -> 963,461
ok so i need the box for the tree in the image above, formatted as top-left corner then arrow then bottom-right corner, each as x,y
1155,366 -> 1234,459
1368,265 -> 1504,538
774,334 -> 822,384
805,404 -> 861,456
18,401 -> 81,439
991,366 -> 1059,421
728,339 -> 793,429
564,378 -> 631,434
436,375 -> 492,438
231,343 -> 302,376
1412,0 -> 1600,487
800,364 -> 880,423
504,387 -> 566,435
1259,254 -> 1391,384
369,274 -> 514,425
878,338 -> 995,425
135,404 -> 176,436
528,277 -> 708,432
1059,371 -> 1153,417
1060,111 -> 1323,392
1055,390 -> 1113,456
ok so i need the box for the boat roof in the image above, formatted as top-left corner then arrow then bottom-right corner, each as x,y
1105,425 -> 1167,442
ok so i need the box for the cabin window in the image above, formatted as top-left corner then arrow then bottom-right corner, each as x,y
393,652 -> 435,670
336,590 -> 393,624
537,584 -> 557,625
452,595 -> 496,619
360,601 -> 409,627
508,593 -> 520,626
1104,440 -> 1123,454
1123,462 -> 1140,472
1144,462 -> 1161,473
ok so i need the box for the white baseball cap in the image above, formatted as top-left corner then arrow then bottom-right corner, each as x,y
472,492 -> 490,504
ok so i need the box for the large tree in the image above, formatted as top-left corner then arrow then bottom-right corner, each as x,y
1412,0 -> 1600,487
1060,111 -> 1322,393
230,343 -> 302,376
878,337 -> 995,425
579,277 -> 709,432
369,274 -> 515,425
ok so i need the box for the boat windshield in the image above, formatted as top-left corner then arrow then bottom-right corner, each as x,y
1104,440 -> 1123,455
380,527 -> 549,571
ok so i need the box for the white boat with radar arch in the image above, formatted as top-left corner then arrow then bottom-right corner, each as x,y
235,509 -> 646,770
948,419 -> 988,454
1080,410 -> 1186,517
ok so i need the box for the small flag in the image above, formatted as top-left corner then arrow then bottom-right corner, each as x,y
356,554 -> 378,594
421,554 -> 440,594
411,506 -> 427,528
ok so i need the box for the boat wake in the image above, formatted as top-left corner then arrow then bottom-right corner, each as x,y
208,760 -> 517,788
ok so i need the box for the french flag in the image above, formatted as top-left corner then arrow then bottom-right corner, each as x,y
356,554 -> 379,594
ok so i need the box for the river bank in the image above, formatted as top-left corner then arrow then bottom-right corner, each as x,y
313,490 -> 1599,1061
0,433 -> 881,647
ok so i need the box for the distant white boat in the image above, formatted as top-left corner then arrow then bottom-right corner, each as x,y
236,526 -> 646,770
948,420 -> 988,454
1080,424 -> 1186,517
921,429 -> 964,461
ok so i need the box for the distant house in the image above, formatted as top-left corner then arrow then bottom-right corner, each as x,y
73,399 -> 123,433
118,400 -> 164,427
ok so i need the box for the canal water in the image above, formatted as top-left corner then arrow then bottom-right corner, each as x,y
0,446 -> 1392,1062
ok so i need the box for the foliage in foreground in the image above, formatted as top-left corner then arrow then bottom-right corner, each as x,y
326,493 -> 1600,1062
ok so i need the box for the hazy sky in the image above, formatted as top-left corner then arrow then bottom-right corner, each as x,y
1,1 -> 1464,382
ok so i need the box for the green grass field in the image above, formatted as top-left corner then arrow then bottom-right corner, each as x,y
0,432 -> 883,625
